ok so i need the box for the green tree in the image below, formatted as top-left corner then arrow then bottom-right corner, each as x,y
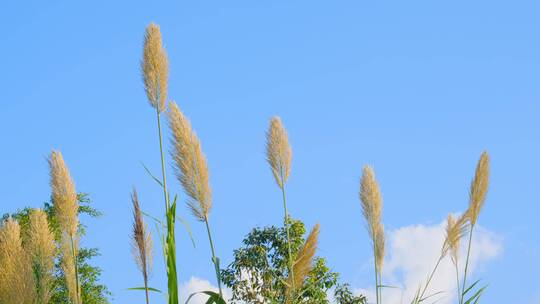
333,284 -> 367,304
221,218 -> 366,304
3,193 -> 112,303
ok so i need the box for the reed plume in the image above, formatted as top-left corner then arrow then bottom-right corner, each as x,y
48,150 -> 81,304
168,101 -> 224,298
359,165 -> 384,304
140,22 -> 178,304
285,223 -> 320,301
461,151 -> 490,304
142,22 -> 169,113
444,214 -> 467,264
265,116 -> 296,294
466,151 -> 490,226
0,218 -> 34,304
266,117 -> 292,189
168,101 -> 212,221
27,209 -> 56,304
131,189 -> 153,304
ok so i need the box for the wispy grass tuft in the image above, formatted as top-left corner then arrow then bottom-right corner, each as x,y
131,189 -> 153,304
168,101 -> 224,299
48,150 -> 81,304
142,22 -> 169,113
27,209 -> 56,304
359,165 -> 385,304
286,223 -> 320,302
0,218 -> 34,303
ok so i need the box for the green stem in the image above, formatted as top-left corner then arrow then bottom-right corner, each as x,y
205,218 -> 224,299
156,108 -> 170,210
280,172 -> 294,293
70,234 -> 80,304
156,107 -> 178,304
418,254 -> 443,302
460,225 -> 474,304
454,261 -> 460,304
372,232 -> 379,304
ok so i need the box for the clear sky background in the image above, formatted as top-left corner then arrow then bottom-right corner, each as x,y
1,1 -> 539,303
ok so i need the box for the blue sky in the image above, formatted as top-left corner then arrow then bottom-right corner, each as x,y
1,1 -> 539,303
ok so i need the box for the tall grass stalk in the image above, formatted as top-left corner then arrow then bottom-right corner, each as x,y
141,22 -> 179,304
359,166 -> 384,304
266,117 -> 294,292
168,101 -> 224,299
131,190 -> 154,304
48,150 -> 81,304
460,152 -> 489,304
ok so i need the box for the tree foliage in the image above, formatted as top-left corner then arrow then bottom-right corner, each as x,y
221,218 -> 366,304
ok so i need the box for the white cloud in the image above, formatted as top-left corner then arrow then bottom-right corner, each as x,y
358,219 -> 502,304
179,277 -> 233,304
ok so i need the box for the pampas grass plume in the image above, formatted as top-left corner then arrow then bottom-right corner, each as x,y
168,101 -> 212,221
142,23 -> 169,113
467,151 -> 490,226
0,218 -> 34,303
266,117 -> 292,189
287,223 -> 320,298
27,209 -> 56,304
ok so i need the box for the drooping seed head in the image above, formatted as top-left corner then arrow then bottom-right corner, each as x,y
48,150 -> 78,236
286,223 -> 320,299
131,189 -> 153,281
466,151 -> 490,226
142,22 -> 169,113
266,117 -> 292,189
168,101 -> 212,221
443,213 -> 468,264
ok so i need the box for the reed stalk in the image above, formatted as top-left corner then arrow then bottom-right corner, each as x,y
168,101 -> 223,299
266,117 -> 294,292
131,189 -> 154,304
141,22 -> 178,304
460,152 -> 489,304
48,150 -> 80,304
27,208 -> 56,304
359,166 -> 384,304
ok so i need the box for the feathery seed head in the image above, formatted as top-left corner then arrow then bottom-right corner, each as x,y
131,189 -> 153,279
142,22 -> 169,112
266,117 -> 292,189
443,214 -> 467,264
48,150 -> 78,236
286,223 -> 320,298
360,166 -> 383,239
27,209 -> 56,304
467,151 -> 490,226
168,101 -> 212,221
0,218 -> 35,303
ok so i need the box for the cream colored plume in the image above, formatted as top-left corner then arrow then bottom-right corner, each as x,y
142,22 -> 169,113
48,150 -> 78,236
131,189 -> 153,283
444,214 -> 467,265
48,150 -> 80,304
467,151 -> 490,226
27,209 -> 56,304
168,101 -> 212,221
266,117 -> 292,189
360,166 -> 385,273
0,218 -> 35,304
286,223 -> 320,300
